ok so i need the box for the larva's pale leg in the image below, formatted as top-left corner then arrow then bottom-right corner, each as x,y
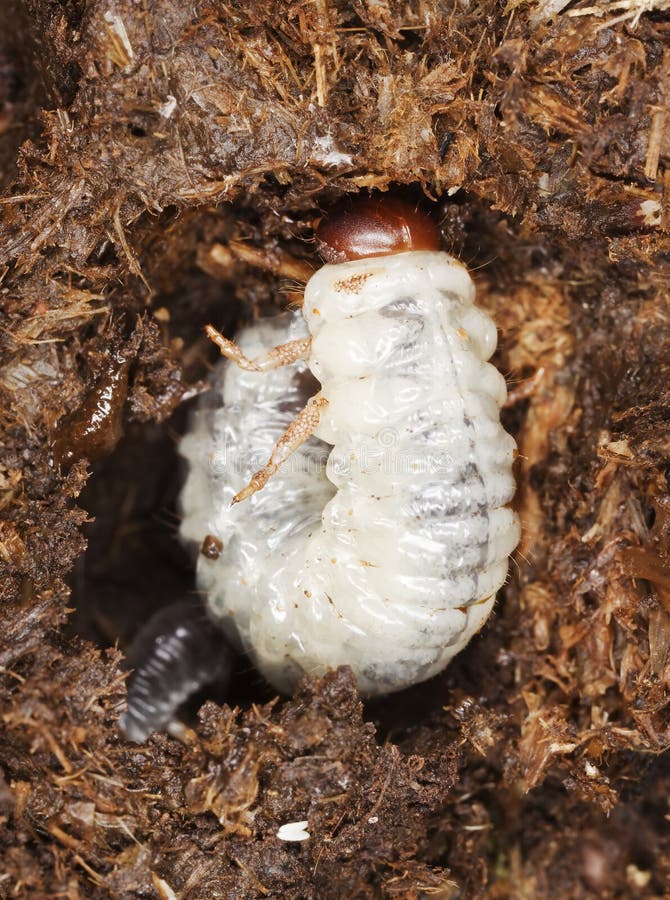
205,325 -> 311,372
232,392 -> 328,505
251,337 -> 312,371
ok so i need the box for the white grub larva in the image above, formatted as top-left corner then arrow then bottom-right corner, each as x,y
179,195 -> 521,697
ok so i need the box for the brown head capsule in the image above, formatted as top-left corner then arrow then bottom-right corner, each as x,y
315,194 -> 441,264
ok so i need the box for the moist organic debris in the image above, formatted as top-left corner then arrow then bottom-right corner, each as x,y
0,1 -> 669,897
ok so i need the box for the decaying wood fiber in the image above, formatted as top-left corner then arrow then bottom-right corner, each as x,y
0,0 -> 669,897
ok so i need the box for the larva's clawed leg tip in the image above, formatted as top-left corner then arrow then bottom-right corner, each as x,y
206,327 -> 308,372
204,325 -> 262,371
204,323 -> 222,344
230,486 -> 248,506
231,477 -> 265,506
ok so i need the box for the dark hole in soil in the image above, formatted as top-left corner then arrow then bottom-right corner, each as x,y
128,123 -> 147,138
0,13 -> 48,186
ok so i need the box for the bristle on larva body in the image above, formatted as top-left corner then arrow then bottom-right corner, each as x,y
180,250 -> 520,695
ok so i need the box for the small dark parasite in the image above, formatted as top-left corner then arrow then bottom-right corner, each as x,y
200,533 -> 224,560
120,600 -> 235,743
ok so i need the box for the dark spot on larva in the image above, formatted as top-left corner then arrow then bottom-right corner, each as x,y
440,288 -> 468,308
201,534 -> 224,559
408,480 -> 488,519
458,461 -> 480,482
380,296 -> 424,320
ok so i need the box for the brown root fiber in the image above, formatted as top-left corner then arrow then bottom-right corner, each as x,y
1,1 -> 669,896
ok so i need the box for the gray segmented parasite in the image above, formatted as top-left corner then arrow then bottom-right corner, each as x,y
179,196 -> 520,697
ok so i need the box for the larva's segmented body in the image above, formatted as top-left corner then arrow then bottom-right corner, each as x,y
180,245 -> 520,696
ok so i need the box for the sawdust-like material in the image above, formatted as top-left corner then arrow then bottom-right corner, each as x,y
1,0 -> 669,896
